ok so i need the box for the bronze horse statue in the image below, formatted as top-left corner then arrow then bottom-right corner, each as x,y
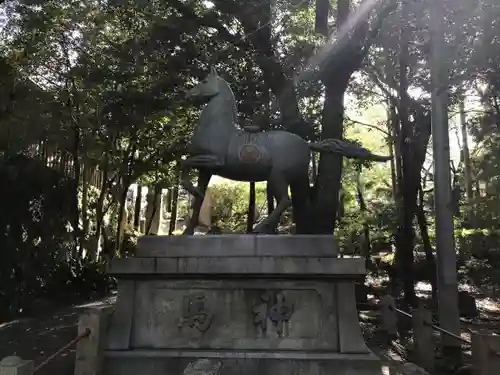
181,67 -> 391,234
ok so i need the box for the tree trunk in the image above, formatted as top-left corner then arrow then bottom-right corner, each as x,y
459,96 -> 474,226
247,182 -> 256,233
395,0 -> 416,306
315,0 -> 330,36
71,114 -> 81,259
356,169 -> 371,268
169,165 -> 181,235
309,0 -> 370,234
169,189 -> 180,235
398,106 -> 432,300
145,188 -> 155,235
417,185 -> 437,300
115,182 -> 129,257
94,160 -> 110,261
266,184 -> 274,216
81,163 -> 90,253
474,178 -> 480,199
146,186 -> 162,235
166,189 -> 172,213
133,185 -> 142,231
387,105 -> 399,202
311,78 -> 347,233
430,0 -> 462,361
338,185 -> 345,222
388,140 -> 397,202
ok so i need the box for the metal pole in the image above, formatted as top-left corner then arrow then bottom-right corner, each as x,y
393,307 -> 468,344
34,328 -> 91,373
390,305 -> 500,358
429,0 -> 461,360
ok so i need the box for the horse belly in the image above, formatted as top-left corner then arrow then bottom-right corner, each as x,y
224,133 -> 273,181
216,165 -> 270,182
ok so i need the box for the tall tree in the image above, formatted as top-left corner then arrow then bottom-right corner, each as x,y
429,0 -> 461,360
395,0 -> 415,305
459,95 -> 474,225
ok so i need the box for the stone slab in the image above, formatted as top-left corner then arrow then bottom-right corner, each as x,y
107,257 -> 365,277
136,235 -> 339,257
128,280 -> 340,351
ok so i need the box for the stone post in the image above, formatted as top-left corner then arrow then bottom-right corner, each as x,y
412,301 -> 435,372
471,331 -> 500,375
379,295 -> 398,338
74,306 -> 114,375
0,357 -> 33,375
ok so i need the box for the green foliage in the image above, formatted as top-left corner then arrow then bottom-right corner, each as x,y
0,155 -> 113,319
208,181 -> 267,232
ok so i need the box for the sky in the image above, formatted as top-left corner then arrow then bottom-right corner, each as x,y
0,7 -> 6,31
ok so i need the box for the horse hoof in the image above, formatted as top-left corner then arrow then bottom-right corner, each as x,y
253,223 -> 274,234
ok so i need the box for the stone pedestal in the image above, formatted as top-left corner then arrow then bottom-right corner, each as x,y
101,235 -> 381,375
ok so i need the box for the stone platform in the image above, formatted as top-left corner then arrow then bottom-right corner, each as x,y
82,235 -> 382,375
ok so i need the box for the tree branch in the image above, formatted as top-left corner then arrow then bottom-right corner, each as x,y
345,116 -> 392,138
169,0 -> 253,51
361,0 -> 398,57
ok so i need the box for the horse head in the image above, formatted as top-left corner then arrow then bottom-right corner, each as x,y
185,66 -> 221,101
185,66 -> 238,127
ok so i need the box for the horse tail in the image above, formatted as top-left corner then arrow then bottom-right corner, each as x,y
309,139 -> 392,162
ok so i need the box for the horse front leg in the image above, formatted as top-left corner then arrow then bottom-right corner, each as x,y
183,169 -> 212,235
180,160 -> 202,199
180,155 -> 219,235
180,154 -> 221,198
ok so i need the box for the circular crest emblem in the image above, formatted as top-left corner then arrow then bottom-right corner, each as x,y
238,144 -> 262,164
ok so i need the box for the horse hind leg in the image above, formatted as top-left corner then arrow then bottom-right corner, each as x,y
290,171 -> 312,234
183,170 -> 211,235
253,172 -> 291,234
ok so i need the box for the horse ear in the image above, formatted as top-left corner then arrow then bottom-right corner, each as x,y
210,66 -> 218,76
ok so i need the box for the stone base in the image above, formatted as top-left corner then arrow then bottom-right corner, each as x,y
104,351 -> 381,375
98,235 -> 382,375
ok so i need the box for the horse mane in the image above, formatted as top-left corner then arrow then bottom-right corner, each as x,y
216,76 -> 238,127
